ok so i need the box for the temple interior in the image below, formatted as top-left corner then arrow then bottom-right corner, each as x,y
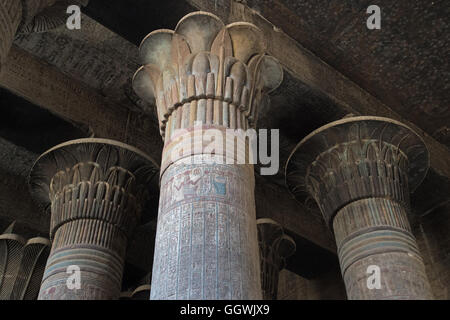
0,0 -> 448,300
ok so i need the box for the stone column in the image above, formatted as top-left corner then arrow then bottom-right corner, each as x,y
133,11 -> 283,299
286,116 -> 433,299
29,138 -> 159,300
0,0 -> 89,71
0,0 -> 22,71
257,218 -> 295,300
0,222 -> 50,300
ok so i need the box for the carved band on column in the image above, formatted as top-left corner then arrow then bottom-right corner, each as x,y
29,138 -> 159,300
286,116 -> 433,299
133,11 -> 283,300
0,222 -> 50,300
257,218 -> 296,300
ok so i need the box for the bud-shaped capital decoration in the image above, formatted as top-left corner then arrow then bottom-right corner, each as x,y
286,116 -> 433,300
29,138 -> 159,300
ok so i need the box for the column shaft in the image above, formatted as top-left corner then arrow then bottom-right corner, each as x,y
333,198 -> 432,299
285,116 -> 433,300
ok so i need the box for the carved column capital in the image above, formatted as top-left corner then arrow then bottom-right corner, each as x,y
29,138 -> 159,299
133,11 -> 283,140
133,11 -> 279,300
286,116 -> 432,300
286,116 -> 429,228
257,218 -> 296,300
0,222 -> 50,300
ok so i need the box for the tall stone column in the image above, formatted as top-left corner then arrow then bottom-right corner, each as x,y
257,218 -> 295,300
133,11 -> 283,299
0,0 -> 89,71
286,116 -> 433,299
29,138 -> 159,300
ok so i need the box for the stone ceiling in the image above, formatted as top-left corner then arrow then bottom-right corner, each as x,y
0,0 -> 448,285
242,0 -> 449,147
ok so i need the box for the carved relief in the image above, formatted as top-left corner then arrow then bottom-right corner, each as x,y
0,222 -> 50,300
134,12 -> 282,301
286,116 -> 429,227
29,138 -> 159,300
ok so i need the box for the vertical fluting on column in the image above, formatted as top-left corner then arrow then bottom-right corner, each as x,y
286,116 -> 433,299
29,138 -> 159,300
133,11 -> 283,300
0,222 -> 51,300
256,218 -> 296,300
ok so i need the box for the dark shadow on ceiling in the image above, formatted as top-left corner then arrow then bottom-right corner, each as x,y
0,87 -> 91,154
84,0 -> 196,46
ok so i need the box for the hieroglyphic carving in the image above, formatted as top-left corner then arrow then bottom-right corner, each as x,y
18,0 -> 89,34
29,138 -> 159,300
286,116 -> 433,299
152,155 -> 259,299
257,218 -> 295,300
0,222 -> 50,300
134,11 -> 282,300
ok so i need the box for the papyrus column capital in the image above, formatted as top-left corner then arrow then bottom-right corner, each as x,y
286,116 -> 429,228
133,11 -> 283,139
257,218 -> 295,300
29,138 -> 159,300
286,116 -> 432,300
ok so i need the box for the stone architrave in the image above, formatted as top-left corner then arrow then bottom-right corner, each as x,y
286,116 -> 433,299
29,138 -> 159,300
257,218 -> 296,300
133,11 -> 283,299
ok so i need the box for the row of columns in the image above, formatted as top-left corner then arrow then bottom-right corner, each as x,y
14,11 -> 433,300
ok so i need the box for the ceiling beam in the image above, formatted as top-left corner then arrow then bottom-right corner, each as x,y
0,46 -> 337,271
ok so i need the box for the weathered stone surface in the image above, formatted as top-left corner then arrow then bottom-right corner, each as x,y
29,138 -> 159,300
286,116 -> 433,299
278,268 -> 347,300
153,156 -> 259,299
257,218 -> 295,300
135,11 -> 282,300
0,0 -> 22,71
0,223 -> 50,300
